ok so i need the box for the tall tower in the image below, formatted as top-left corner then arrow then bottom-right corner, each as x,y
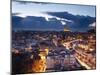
64,25 -> 70,32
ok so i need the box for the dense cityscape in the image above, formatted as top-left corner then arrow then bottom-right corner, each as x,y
12,1 -> 96,74
12,28 -> 96,74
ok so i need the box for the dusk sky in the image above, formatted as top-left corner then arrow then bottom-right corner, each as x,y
12,0 -> 96,17
12,0 -> 96,32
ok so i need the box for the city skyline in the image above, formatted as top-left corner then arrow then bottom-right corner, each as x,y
12,1 -> 96,74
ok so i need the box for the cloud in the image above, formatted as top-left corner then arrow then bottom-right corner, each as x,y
61,21 -> 66,25
89,22 -> 96,27
46,11 -> 96,31
12,15 -> 66,31
12,12 -> 73,23
12,11 -> 96,32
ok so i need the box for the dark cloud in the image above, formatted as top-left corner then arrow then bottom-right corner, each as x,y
12,16 -> 24,29
12,11 -> 96,32
46,12 -> 96,31
12,16 -> 68,31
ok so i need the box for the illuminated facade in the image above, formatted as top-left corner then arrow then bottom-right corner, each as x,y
64,25 -> 71,32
